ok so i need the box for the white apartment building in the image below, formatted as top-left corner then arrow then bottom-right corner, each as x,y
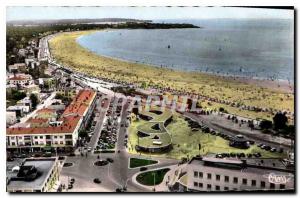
6,89 -> 96,152
173,157 -> 294,192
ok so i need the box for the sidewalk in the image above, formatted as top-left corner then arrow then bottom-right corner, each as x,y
131,165 -> 179,192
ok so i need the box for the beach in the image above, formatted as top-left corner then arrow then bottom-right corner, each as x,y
49,30 -> 294,120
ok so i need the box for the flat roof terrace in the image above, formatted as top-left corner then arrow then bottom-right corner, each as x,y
7,158 -> 56,192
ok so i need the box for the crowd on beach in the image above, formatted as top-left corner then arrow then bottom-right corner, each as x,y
66,68 -> 294,123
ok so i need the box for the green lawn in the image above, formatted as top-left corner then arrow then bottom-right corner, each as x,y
133,108 -> 172,149
128,113 -> 287,159
129,158 -> 158,168
136,168 -> 170,186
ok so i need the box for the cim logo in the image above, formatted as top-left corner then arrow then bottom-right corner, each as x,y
263,173 -> 293,184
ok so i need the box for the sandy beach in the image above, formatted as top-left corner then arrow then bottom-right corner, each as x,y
48,30 -> 294,120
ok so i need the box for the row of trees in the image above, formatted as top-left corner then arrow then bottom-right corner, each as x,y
259,112 -> 294,138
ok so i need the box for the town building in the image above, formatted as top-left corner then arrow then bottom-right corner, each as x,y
8,74 -> 34,87
6,111 -> 17,126
16,97 -> 32,110
171,156 -> 294,192
7,157 -> 60,192
6,89 -> 96,153
7,105 -> 30,117
8,63 -> 27,73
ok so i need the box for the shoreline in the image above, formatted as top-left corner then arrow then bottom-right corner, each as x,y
76,30 -> 294,94
48,30 -> 294,117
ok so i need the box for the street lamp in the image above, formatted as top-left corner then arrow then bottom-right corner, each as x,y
153,172 -> 156,192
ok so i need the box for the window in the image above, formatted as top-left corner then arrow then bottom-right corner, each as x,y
194,182 -> 198,187
11,137 -> 15,140
18,136 -> 22,139
251,180 -> 256,187
11,142 -> 15,146
207,173 -> 212,179
207,184 -> 211,189
280,184 -> 285,189
34,136 -> 38,139
60,141 -> 64,144
60,136 -> 63,138
216,174 -> 220,181
54,136 -> 57,139
242,178 -> 247,185
224,187 -> 229,191
270,183 -> 275,189
199,183 -> 203,188
40,136 -> 43,139
35,141 -> 38,145
261,181 -> 266,188
199,172 -> 203,178
233,177 -> 238,184
225,176 -> 229,182
194,171 -> 198,177
216,185 -> 220,191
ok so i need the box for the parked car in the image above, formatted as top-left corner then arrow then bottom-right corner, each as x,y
94,178 -> 101,184
68,184 -> 73,189
107,158 -> 114,163
70,178 -> 75,184
140,167 -> 148,171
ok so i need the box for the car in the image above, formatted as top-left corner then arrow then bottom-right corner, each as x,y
68,153 -> 76,157
260,145 -> 266,149
270,148 -> 277,152
107,158 -> 114,163
278,148 -> 284,153
216,154 -> 223,158
264,146 -> 271,151
140,167 -> 148,171
254,153 -> 262,158
68,184 -> 73,189
70,178 -> 75,184
7,157 -> 14,162
257,143 -> 263,147
248,140 -> 255,145
94,178 -> 101,184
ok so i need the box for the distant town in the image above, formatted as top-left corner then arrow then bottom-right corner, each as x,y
6,16 -> 295,193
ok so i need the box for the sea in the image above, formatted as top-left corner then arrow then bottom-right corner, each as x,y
77,18 -> 294,82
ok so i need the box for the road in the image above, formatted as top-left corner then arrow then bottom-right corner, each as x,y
88,96 -> 111,149
19,91 -> 57,123
184,112 -> 292,151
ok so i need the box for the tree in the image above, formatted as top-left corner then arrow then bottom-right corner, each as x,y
219,107 -> 225,112
283,125 -> 295,138
78,130 -> 88,138
259,120 -> 273,130
30,93 -> 39,109
273,112 -> 288,130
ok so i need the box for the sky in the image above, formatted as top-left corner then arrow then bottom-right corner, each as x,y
6,6 -> 294,21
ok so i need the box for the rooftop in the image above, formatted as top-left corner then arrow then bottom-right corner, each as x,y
9,74 -> 32,81
7,158 -> 57,191
7,89 -> 95,136
62,89 -> 96,117
189,156 -> 294,174
7,115 -> 81,135
36,108 -> 56,114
